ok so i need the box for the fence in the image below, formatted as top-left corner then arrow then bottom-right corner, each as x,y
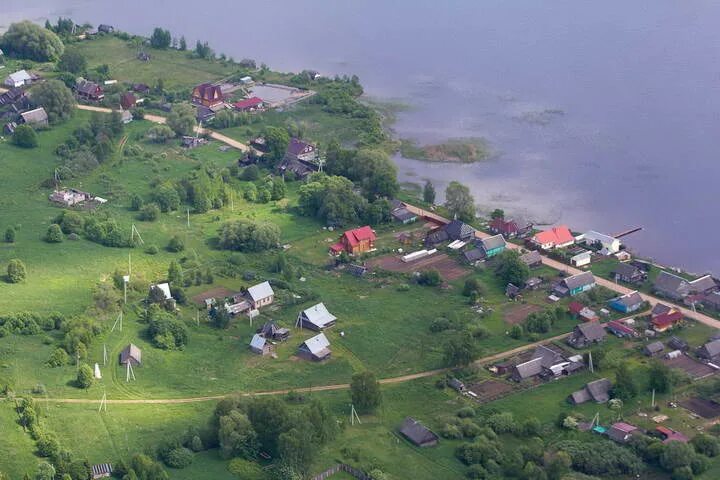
311,463 -> 371,480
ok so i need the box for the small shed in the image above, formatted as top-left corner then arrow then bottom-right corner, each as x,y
91,463 -> 113,479
119,344 -> 142,366
258,321 -> 290,341
298,333 -> 331,361
607,422 -> 639,443
249,334 -> 272,355
644,341 -> 665,357
398,417 -> 439,447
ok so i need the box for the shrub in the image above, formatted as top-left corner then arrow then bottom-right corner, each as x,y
145,245 -> 159,255
45,224 -> 64,243
163,447 -> 193,469
129,193 -> 144,211
139,203 -> 161,221
4,227 -> 16,243
417,269 -> 441,286
460,420 -> 483,438
218,220 -> 280,252
46,348 -> 69,367
76,363 -> 93,388
430,317 -> 451,333
485,412 -> 516,434
12,124 -> 38,148
457,407 -> 476,418
7,259 -> 26,283
167,235 -> 185,252
441,424 -> 463,439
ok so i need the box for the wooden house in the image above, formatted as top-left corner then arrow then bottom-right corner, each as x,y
191,83 -> 224,108
257,321 -> 290,341
519,250 -> 542,268
608,291 -> 644,313
246,281 -> 274,309
567,322 -> 606,348
643,341 -> 665,357
19,107 -> 48,126
399,417 -> 439,447
653,271 -> 690,301
480,234 -> 507,258
120,92 -> 137,110
329,226 -> 376,256
249,334 -> 272,355
607,422 -> 639,443
297,303 -> 337,331
531,226 -> 574,250
76,80 -> 104,101
119,344 -> 141,366
569,378 -> 611,405
612,263 -> 645,284
554,272 -> 595,297
298,333 -> 331,361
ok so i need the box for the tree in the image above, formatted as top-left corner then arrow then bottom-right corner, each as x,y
168,261 -> 183,286
146,125 -> 176,143
219,410 -> 259,459
7,258 -> 27,283
495,250 -> 530,286
209,302 -> 232,329
660,441 -> 694,471
150,28 -> 172,49
45,224 -> 64,243
218,220 -> 280,252
612,362 -> 638,400
138,203 -> 160,222
58,48 -> 87,74
423,180 -> 436,204
179,36 -> 187,51
278,424 -> 315,473
5,227 -> 15,243
30,80 -> 76,123
647,360 -> 674,394
490,208 -> 505,219
463,278 -> 484,297
349,148 -> 399,200
167,235 -> 185,252
417,269 -> 441,286
242,165 -> 260,181
12,125 -> 38,148
264,126 -> 290,165
227,459 -> 264,480
34,462 -> 55,480
691,434 -> 720,457
443,334 -> 477,367
1,21 -> 64,61
350,371 -> 382,413
76,363 -> 93,388
166,104 -> 197,136
445,181 -> 475,222
57,210 -> 84,234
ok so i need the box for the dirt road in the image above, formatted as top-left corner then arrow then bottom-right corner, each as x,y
42,331 -> 573,405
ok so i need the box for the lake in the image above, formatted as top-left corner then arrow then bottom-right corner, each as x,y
4,0 -> 719,273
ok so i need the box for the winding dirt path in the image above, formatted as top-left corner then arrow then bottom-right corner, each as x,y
42,331 -> 573,405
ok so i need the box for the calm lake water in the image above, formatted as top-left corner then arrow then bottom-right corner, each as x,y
4,0 -> 720,273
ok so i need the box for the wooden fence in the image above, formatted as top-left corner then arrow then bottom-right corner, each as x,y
311,463 -> 371,480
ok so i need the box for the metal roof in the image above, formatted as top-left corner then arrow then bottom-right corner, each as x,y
301,333 -> 330,355
563,271 -> 595,291
247,281 -> 274,301
250,334 -> 267,350
300,303 -> 337,329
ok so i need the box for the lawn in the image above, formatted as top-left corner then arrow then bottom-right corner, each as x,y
73,36 -> 237,90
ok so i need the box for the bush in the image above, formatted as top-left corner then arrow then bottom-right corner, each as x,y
218,220 -> 280,252
163,447 -> 193,469
227,458 -> 265,480
12,124 -> 38,148
7,259 -> 26,283
430,317 -> 451,333
76,363 -> 93,388
691,434 -> 720,457
457,407 -> 476,418
145,245 -> 159,255
4,227 -> 15,243
129,193 -> 144,211
45,223 -> 64,243
417,269 -> 441,286
167,235 -> 185,252
485,412 -> 516,434
139,203 -> 161,221
441,424 -> 463,439
46,348 -> 70,367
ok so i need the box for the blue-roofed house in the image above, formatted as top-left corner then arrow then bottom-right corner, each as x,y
480,234 -> 507,258
608,291 -> 644,314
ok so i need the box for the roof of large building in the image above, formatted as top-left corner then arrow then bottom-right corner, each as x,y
301,332 -> 330,356
533,225 -> 574,246
399,417 -> 438,446
654,271 -> 690,295
563,271 -> 595,291
234,97 -> 264,109
247,281 -> 274,302
481,234 -> 507,251
300,303 -> 337,329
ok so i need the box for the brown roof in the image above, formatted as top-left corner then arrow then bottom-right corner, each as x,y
192,83 -> 223,102
399,417 -> 438,446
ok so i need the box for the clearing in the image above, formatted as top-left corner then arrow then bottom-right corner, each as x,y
367,253 -> 468,281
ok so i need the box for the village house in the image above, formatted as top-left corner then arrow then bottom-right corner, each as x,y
519,250 -> 542,268
688,275 -> 719,295
249,334 -> 272,355
425,228 -> 450,247
510,345 -> 570,382
697,339 -> 720,363
120,92 -> 137,110
398,417 -> 439,447
575,230 -> 621,255
608,291 -> 644,314
329,226 -> 376,256
191,83 -> 224,108
568,302 -> 599,323
606,320 -> 639,338
655,426 -> 689,444
444,219 -> 476,242
297,303 -> 337,331
286,137 -> 318,163
91,463 -> 113,479
651,309 -> 683,333
554,271 -> 596,297
298,333 -> 331,361
463,247 -> 485,264
479,234 -> 507,258
607,422 -> 639,444
131,83 -> 151,93
643,341 -> 665,357
653,271 -> 690,301
668,336 -> 689,352
233,97 -> 264,112
246,281 -> 274,309
612,263 -> 645,284
76,80 -> 105,101
119,344 -> 142,366
531,225 -> 574,250
570,250 -> 592,267
703,292 -> 720,312
48,188 -> 102,207
390,200 -> 418,224
0,87 -> 26,107
569,378 -> 611,405
4,69 -> 33,88
19,107 -> 48,127
488,217 -> 530,238
149,282 -> 172,301
567,322 -> 606,348
505,283 -> 521,299
98,24 -> 115,34
257,321 -> 290,342
276,155 -> 318,179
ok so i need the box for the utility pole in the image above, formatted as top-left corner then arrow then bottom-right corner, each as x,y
126,362 -> 136,382
651,389 -> 656,408
103,344 -> 108,366
98,391 -> 107,413
588,351 -> 594,373
350,404 -> 361,426
187,208 -> 190,228
128,253 -> 132,278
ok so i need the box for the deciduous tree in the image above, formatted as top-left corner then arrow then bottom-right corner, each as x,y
350,371 -> 382,413
445,181 -> 475,222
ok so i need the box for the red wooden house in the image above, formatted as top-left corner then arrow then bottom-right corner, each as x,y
191,83 -> 224,108
651,310 -> 683,332
76,80 -> 104,101
329,226 -> 376,256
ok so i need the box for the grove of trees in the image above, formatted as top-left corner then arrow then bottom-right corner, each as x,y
1,21 -> 64,61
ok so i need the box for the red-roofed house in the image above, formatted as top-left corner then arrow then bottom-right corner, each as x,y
607,422 -> 639,443
489,218 -> 519,238
568,301 -> 584,316
606,320 -> 639,338
531,226 -> 575,250
192,83 -> 224,107
656,426 -> 689,444
330,226 -> 376,256
652,310 -> 683,333
233,97 -> 264,112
